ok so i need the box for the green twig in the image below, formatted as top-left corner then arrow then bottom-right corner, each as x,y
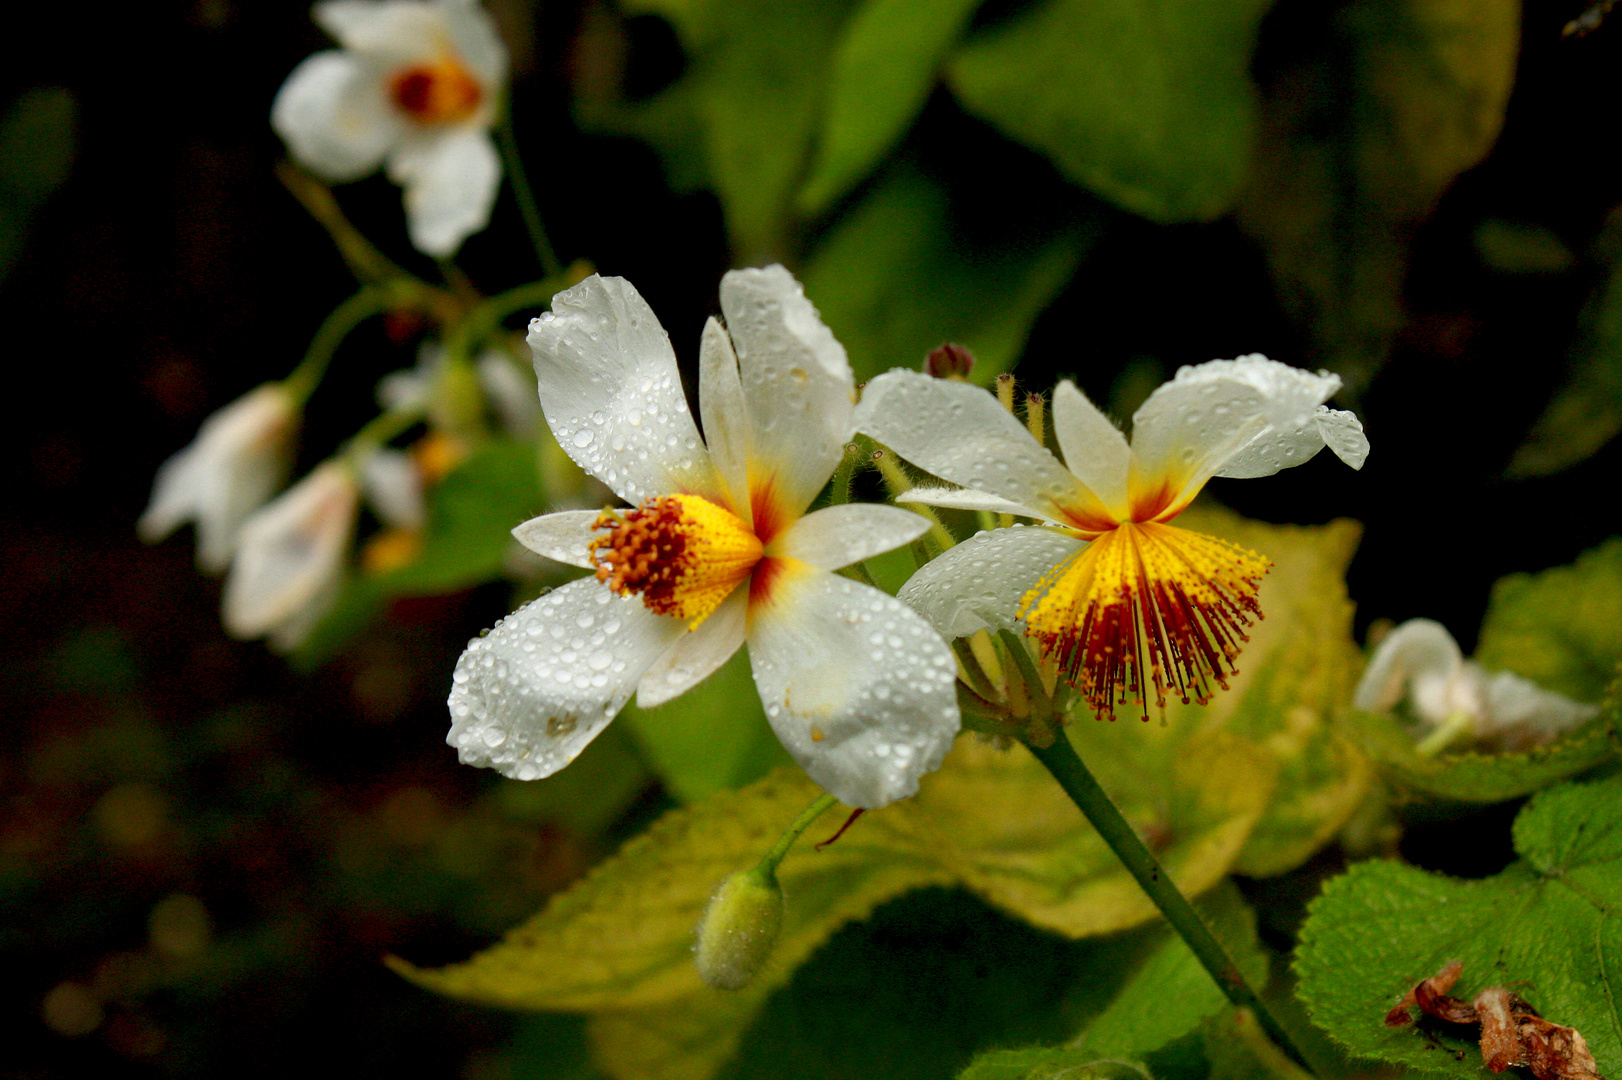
1023,732 -> 1324,1076
760,794 -> 839,873
284,285 -> 417,407
495,106 -> 562,278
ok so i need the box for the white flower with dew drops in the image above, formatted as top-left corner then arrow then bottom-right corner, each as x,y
272,0 -> 507,258
858,356 -> 1369,721
446,267 -> 961,809
139,383 -> 298,573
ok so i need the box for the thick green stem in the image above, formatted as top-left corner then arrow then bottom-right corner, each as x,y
495,108 -> 562,279
1024,732 -> 1321,1076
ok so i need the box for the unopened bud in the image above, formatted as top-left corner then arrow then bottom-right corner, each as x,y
924,342 -> 975,380
694,865 -> 785,990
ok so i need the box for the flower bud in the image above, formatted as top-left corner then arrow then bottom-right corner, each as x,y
694,866 -> 784,990
923,341 -> 974,380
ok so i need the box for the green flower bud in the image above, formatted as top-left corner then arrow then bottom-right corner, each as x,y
694,865 -> 785,990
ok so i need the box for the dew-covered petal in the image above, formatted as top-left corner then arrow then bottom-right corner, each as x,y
271,51 -> 400,181
897,525 -> 1084,639
446,578 -> 686,779
222,462 -> 359,640
893,485 -> 1059,523
636,586 -> 747,708
511,509 -> 603,569
527,275 -> 725,507
1315,407 -> 1369,470
697,316 -> 752,522
1130,355 -> 1340,512
746,563 -> 960,808
1352,618 -> 1467,714
856,370 -> 1113,529
1052,380 -> 1130,517
770,504 -> 929,570
387,127 -> 500,257
719,266 -> 853,520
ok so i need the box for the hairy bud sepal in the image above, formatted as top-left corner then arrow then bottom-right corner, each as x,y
694,865 -> 785,990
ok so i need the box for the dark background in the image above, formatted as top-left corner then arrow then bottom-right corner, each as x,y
4,0 -> 1620,1076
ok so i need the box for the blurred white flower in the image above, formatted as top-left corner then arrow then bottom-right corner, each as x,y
1354,618 -> 1598,751
360,448 -> 426,530
859,356 -> 1368,720
378,341 -> 536,437
222,461 -> 360,650
447,268 -> 961,808
272,0 -> 508,257
139,383 -> 298,573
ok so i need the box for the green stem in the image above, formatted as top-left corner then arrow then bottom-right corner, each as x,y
1024,733 -> 1322,1076
759,794 -> 839,875
495,107 -> 562,279
343,403 -> 427,464
1415,710 -> 1474,757
284,286 -> 410,407
277,162 -> 412,286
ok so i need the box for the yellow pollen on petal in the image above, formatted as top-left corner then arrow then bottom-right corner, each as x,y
1017,521 -> 1271,721
388,57 -> 483,126
587,494 -> 763,628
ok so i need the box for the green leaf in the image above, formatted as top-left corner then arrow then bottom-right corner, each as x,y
1295,773 -> 1622,1076
1507,209 -> 1622,475
802,164 -> 1094,382
0,87 -> 78,284
1237,0 -> 1519,390
797,0 -> 982,215
1070,883 -> 1268,1060
1475,536 -> 1622,703
960,1050 -> 1152,1080
946,0 -> 1273,223
1202,1009 -> 1313,1080
1163,509 -> 1373,878
622,649 -> 796,804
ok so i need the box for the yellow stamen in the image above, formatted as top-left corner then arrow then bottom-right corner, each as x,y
1018,522 -> 1270,721
388,57 -> 483,126
588,494 -> 763,628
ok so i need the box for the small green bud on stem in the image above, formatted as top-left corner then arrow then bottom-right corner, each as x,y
694,865 -> 785,990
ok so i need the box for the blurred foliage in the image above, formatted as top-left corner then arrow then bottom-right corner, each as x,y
1296,773 -> 1622,1076
0,87 -> 77,285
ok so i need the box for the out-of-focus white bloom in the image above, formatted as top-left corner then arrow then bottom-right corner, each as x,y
379,342 -> 536,437
447,268 -> 961,809
140,384 -> 299,573
272,0 -> 507,257
360,448 -> 426,530
1354,618 -> 1599,751
859,356 -> 1368,720
223,461 -> 361,651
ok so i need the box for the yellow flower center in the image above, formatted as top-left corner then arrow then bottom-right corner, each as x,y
388,58 -> 483,126
588,495 -> 763,627
1018,521 -> 1271,721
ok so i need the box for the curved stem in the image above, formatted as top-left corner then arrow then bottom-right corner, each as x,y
495,106 -> 562,279
759,794 -> 838,875
284,287 -> 395,407
1024,732 -> 1323,1076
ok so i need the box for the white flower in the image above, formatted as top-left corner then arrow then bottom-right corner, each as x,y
446,268 -> 961,808
272,0 -> 507,257
379,341 -> 537,437
858,356 -> 1369,720
360,448 -> 426,530
1353,618 -> 1598,751
222,461 -> 361,650
139,383 -> 298,573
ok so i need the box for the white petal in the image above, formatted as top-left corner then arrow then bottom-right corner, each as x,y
527,275 -> 726,507
271,51 -> 399,182
476,348 -> 540,437
1352,618 -> 1466,714
436,0 -> 507,91
1133,356 -> 1343,501
389,127 -> 500,257
446,578 -> 685,779
895,485 -> 1059,522
897,525 -> 1084,638
360,448 -> 425,530
222,462 -> 359,639
1214,424 -> 1328,479
856,370 -> 1111,528
1480,670 -> 1598,742
316,0 -> 443,62
1051,381 -> 1130,517
697,316 -> 752,521
747,566 -> 960,808
510,510 -> 602,569
139,384 -> 298,573
770,504 -> 929,570
720,266 -> 854,519
1315,407 -> 1369,470
636,587 -> 748,708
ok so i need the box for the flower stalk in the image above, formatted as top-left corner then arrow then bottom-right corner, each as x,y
495,108 -> 562,279
1023,732 -> 1322,1076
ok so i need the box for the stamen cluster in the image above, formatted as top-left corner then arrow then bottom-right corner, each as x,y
588,494 -> 762,625
389,59 -> 483,126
